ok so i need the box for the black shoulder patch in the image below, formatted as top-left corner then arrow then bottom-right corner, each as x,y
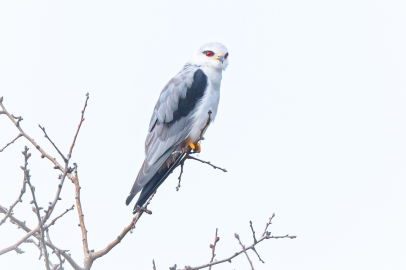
169,69 -> 207,123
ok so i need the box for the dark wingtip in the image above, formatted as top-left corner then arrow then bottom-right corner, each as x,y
126,193 -> 135,206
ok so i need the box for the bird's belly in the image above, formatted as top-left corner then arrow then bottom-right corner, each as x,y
188,88 -> 220,142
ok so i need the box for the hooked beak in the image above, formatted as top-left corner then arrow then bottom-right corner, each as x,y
216,54 -> 224,63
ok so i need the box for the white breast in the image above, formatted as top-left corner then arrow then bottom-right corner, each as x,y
188,66 -> 222,142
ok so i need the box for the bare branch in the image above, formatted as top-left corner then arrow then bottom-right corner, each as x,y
84,192 -> 156,270
11,114 -> 23,126
42,170 -> 70,227
46,205 -> 75,229
186,156 -> 227,172
262,213 -> 275,237
176,158 -> 186,191
235,233 -> 254,270
0,167 -> 27,226
0,222 -> 40,255
0,206 -> 82,270
68,92 -> 89,159
249,221 -> 265,263
208,229 -> 219,270
153,259 -> 156,270
0,96 -> 72,180
197,110 -> 212,143
180,215 -> 296,270
0,133 -> 23,152
38,124 -> 67,163
252,246 -> 265,264
72,163 -> 89,257
13,246 -> 25,254
249,221 -> 257,244
175,111 -> 226,189
23,147 -> 51,270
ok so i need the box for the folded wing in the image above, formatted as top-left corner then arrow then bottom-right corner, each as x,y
126,65 -> 208,207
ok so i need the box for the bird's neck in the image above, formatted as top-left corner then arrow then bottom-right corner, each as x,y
201,66 -> 223,90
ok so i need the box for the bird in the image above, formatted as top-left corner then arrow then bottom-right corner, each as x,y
126,42 -> 229,213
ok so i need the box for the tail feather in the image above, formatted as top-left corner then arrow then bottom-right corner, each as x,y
126,147 -> 176,206
125,193 -> 136,206
132,152 -> 185,213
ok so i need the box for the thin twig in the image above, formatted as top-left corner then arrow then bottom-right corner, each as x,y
38,125 -> 67,163
180,215 -> 296,270
46,205 -> 75,229
175,111 -> 225,190
0,133 -> 23,152
252,246 -> 265,263
249,221 -> 265,263
68,92 -> 89,159
42,166 -> 71,225
176,158 -> 186,191
187,156 -> 227,172
262,213 -> 275,237
0,97 -> 73,180
250,221 -> 257,244
0,206 -> 81,270
153,259 -> 157,270
197,110 -> 212,143
235,233 -> 254,270
208,229 -> 220,270
11,114 -> 23,126
0,168 -> 27,226
23,147 -> 51,270
83,192 -> 156,270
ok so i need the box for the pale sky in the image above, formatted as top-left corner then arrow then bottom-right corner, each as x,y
1,1 -> 405,269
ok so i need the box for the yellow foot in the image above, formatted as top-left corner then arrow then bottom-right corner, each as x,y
194,142 -> 201,153
187,142 -> 201,153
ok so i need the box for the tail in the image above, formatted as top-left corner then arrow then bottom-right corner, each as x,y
127,152 -> 185,213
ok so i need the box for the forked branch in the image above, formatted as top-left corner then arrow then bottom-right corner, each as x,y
178,214 -> 296,270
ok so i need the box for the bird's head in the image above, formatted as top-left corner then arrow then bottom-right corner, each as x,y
189,42 -> 229,70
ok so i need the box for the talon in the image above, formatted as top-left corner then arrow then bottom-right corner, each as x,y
194,142 -> 201,153
187,142 -> 201,153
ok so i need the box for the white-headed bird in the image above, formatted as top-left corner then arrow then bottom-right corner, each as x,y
126,42 -> 229,213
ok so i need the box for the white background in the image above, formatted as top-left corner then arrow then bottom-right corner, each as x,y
1,1 -> 405,269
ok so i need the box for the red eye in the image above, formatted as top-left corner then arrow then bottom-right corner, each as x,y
224,53 -> 229,59
205,51 -> 214,57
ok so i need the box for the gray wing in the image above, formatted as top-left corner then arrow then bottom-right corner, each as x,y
126,65 -> 208,204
